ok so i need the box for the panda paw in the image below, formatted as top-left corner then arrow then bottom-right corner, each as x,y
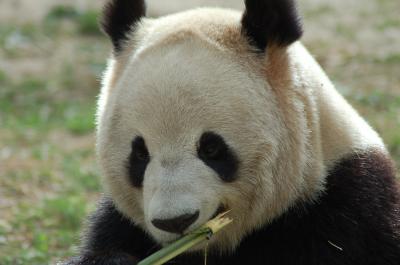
59,253 -> 139,265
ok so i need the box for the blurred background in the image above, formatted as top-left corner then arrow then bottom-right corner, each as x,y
0,0 -> 399,264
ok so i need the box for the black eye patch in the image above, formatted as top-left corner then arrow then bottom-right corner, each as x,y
127,136 -> 150,187
197,132 -> 239,182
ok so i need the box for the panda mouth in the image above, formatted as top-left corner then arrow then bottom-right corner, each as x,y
209,204 -> 227,221
159,204 -> 228,245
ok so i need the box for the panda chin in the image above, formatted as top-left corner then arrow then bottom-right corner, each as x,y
159,234 -> 181,246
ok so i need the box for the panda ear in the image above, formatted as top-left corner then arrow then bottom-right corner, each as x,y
101,0 -> 146,53
241,0 -> 303,51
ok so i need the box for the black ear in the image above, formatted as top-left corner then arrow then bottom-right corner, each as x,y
101,0 -> 146,53
241,0 -> 303,51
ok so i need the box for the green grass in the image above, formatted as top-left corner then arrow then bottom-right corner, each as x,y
377,19 -> 400,30
334,84 -> 400,170
0,24 -> 39,58
46,5 -> 80,20
0,77 -> 97,134
375,53 -> 400,64
1,196 -> 92,265
43,5 -> 101,36
77,10 -> 101,35
304,4 -> 334,18
0,133 -> 100,264
0,7 -> 104,263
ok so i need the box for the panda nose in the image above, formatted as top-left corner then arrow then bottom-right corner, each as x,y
151,211 -> 200,234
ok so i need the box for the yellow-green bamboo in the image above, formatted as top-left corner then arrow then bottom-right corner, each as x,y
138,212 -> 232,265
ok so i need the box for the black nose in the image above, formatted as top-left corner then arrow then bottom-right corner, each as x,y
151,211 -> 200,234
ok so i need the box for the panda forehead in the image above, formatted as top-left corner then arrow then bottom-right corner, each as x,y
114,38 -> 270,138
106,8 -> 280,152
106,8 -> 269,120
109,7 -> 261,84
131,8 -> 249,54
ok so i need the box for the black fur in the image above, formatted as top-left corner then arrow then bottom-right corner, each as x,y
101,0 -> 146,53
68,198 -> 158,264
62,253 -> 138,265
62,150 -> 400,265
241,0 -> 303,51
197,132 -> 239,182
127,136 -> 150,187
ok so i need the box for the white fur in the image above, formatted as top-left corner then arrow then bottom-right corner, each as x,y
97,7 -> 385,252
285,43 -> 385,169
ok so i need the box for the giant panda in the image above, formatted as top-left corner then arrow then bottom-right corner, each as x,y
63,0 -> 400,264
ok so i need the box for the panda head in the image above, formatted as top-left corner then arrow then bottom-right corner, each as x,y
97,0 -> 316,251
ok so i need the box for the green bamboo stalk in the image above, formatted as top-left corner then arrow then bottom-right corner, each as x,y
138,212 -> 232,265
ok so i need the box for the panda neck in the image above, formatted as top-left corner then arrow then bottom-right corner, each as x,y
316,75 -> 385,169
283,43 -> 385,169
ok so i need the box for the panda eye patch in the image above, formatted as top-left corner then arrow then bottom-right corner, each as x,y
133,139 -> 149,161
199,137 -> 223,160
128,136 -> 150,187
197,132 -> 239,182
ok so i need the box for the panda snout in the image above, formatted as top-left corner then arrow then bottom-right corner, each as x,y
151,211 -> 200,234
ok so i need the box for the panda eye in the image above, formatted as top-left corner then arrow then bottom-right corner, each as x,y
199,141 -> 222,160
133,140 -> 149,161
197,132 -> 239,182
128,136 -> 150,187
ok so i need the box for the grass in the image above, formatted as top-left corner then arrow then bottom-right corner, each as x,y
0,76 -> 96,134
77,10 -> 101,35
350,91 -> 400,164
0,0 -> 399,264
46,5 -> 80,20
1,196 -> 90,265
0,5 -> 105,263
44,5 -> 101,36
